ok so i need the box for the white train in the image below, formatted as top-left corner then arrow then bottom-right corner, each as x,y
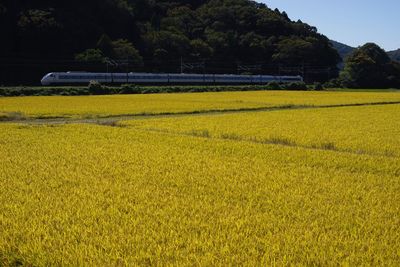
41,72 -> 303,85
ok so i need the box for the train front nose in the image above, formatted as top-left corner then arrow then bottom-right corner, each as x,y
41,77 -> 48,85
41,74 -> 51,85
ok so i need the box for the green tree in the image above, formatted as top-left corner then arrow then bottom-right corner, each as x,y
75,49 -> 105,63
18,9 -> 60,30
339,43 -> 397,88
386,61 -> 400,88
77,38 -> 143,66
190,39 -> 213,59
144,30 -> 191,59
97,34 -> 114,58
112,39 -> 143,65
162,6 -> 201,38
17,9 -> 62,56
239,32 -> 271,61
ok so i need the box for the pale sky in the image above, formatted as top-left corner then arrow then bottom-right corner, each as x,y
260,0 -> 400,51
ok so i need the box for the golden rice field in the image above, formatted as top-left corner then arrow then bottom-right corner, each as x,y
1,90 -> 400,119
0,90 -> 400,266
128,104 -> 400,157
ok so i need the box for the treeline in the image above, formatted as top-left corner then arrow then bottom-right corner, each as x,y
2,0 -> 399,88
328,43 -> 400,89
0,81 -> 318,97
0,0 -> 340,84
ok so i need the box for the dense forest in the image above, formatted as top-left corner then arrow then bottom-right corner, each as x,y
338,43 -> 400,89
0,0 -> 341,85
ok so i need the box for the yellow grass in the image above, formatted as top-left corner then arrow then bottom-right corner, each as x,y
1,90 -> 400,118
127,104 -> 400,157
1,91 -> 400,265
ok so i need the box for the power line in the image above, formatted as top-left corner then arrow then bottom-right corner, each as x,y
180,58 -> 205,73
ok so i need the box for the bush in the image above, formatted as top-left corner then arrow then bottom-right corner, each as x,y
88,80 -> 106,95
323,78 -> 341,89
142,88 -> 157,94
285,82 -> 308,91
267,81 -> 281,90
189,87 -> 205,93
314,82 -> 324,91
119,84 -> 141,94
168,86 -> 182,93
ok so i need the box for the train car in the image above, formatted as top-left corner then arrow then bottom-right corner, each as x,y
41,72 -> 303,85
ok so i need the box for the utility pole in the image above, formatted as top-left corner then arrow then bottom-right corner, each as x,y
181,60 -> 205,74
237,63 -> 262,74
180,57 -> 183,74
126,57 -> 129,83
104,58 -> 118,84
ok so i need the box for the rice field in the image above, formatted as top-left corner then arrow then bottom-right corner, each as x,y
127,104 -> 400,157
1,90 -> 400,119
0,91 -> 399,266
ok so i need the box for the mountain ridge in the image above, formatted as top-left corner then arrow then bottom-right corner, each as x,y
387,49 -> 400,62
330,40 -> 399,63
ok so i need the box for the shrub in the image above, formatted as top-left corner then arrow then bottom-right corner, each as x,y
169,86 -> 182,93
119,84 -> 141,94
284,82 -> 308,91
88,80 -> 106,95
142,88 -> 157,94
323,78 -> 341,89
314,82 -> 324,91
267,82 -> 281,90
189,87 -> 205,93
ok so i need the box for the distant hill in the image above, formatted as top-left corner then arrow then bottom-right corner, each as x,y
331,40 -> 400,64
330,40 -> 356,60
387,49 -> 400,62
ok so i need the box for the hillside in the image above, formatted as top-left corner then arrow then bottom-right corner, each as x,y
388,49 -> 400,62
330,40 -> 355,60
331,40 -> 400,64
0,0 -> 340,84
